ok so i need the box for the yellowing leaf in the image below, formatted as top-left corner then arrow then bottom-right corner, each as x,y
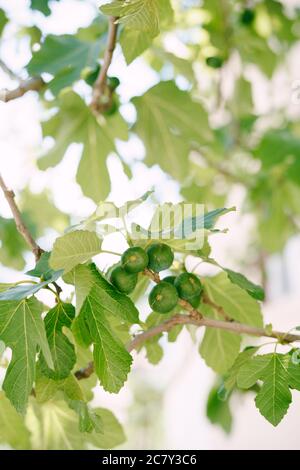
203,273 -> 263,327
120,29 -> 152,64
200,327 -> 241,374
50,230 -> 102,273
26,400 -> 125,450
0,393 -> 30,449
101,0 -> 160,36
199,303 -> 241,374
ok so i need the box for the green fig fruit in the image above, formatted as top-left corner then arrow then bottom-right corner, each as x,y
174,272 -> 202,300
163,275 -> 176,285
240,8 -> 255,25
121,246 -> 149,274
85,65 -> 101,86
108,76 -> 120,90
148,281 -> 178,313
206,56 -> 223,69
110,266 -> 137,294
146,243 -> 174,272
185,294 -> 201,308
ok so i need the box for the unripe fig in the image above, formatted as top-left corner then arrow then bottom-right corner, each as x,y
240,8 -> 255,25
108,76 -> 120,90
85,65 -> 101,86
149,281 -> 178,313
185,294 -> 201,308
206,56 -> 223,69
110,266 -> 137,294
146,243 -> 174,272
103,98 -> 118,116
163,275 -> 176,285
121,246 -> 149,274
174,272 -> 202,300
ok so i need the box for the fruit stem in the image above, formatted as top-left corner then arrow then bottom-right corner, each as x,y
13,279 -> 39,285
100,249 -> 122,257
45,285 -> 60,302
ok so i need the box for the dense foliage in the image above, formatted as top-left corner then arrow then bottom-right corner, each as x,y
0,0 -> 300,449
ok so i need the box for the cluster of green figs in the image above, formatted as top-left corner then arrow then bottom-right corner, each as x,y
109,243 -> 203,314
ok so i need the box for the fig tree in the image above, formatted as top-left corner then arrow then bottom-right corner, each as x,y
121,246 -> 149,274
110,266 -> 137,294
148,281 -> 178,313
146,243 -> 174,272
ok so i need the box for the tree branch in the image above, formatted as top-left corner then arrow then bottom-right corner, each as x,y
202,293 -> 232,321
75,268 -> 300,380
74,362 -> 94,380
0,16 -> 117,107
0,173 -> 44,260
75,311 -> 300,380
128,314 -> 300,350
0,77 -> 45,103
90,16 -> 118,113
0,59 -> 21,82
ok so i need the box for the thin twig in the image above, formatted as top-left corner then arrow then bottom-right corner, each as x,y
202,293 -> 232,321
0,77 -> 44,103
75,362 -> 94,380
258,249 -> 268,294
0,59 -> 21,82
0,16 -> 117,107
0,173 -> 43,260
90,16 -> 118,113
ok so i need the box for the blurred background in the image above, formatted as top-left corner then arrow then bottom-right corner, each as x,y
0,0 -> 300,449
